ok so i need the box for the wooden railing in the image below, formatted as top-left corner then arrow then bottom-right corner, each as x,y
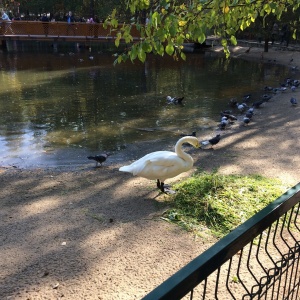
0,21 -> 141,41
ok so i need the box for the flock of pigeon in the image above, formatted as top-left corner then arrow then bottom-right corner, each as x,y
87,75 -> 298,168
179,75 -> 299,149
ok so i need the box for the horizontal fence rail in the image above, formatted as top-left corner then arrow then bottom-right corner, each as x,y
0,21 -> 141,42
143,183 -> 300,300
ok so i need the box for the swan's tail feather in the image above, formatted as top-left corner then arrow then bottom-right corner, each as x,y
119,166 -> 132,173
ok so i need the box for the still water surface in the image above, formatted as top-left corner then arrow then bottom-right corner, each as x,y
0,50 -> 290,168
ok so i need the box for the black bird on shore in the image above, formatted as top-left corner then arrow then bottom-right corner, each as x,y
200,134 -> 221,149
87,154 -> 110,167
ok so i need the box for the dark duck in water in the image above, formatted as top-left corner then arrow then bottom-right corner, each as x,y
166,96 -> 184,105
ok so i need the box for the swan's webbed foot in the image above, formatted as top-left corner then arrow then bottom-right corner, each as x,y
157,180 -> 176,194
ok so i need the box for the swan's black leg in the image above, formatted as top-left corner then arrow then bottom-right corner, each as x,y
160,182 -> 165,192
157,179 -> 161,189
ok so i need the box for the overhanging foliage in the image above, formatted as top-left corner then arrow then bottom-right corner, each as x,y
103,0 -> 300,64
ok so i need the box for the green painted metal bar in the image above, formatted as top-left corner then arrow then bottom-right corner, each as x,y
142,183 -> 300,300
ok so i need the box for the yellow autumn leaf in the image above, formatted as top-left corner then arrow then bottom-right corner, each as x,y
179,20 -> 187,26
223,6 -> 230,14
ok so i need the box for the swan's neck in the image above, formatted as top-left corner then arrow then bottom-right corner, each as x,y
175,137 -> 194,165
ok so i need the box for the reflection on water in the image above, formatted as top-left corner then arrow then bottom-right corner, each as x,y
0,50 -> 290,168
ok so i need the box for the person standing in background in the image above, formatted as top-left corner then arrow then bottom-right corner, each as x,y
0,8 -> 10,21
41,13 -> 49,36
93,15 -> 100,38
66,11 -> 75,35
0,8 -> 11,35
271,22 -> 279,45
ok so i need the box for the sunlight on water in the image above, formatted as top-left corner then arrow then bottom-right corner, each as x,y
0,50 -> 290,168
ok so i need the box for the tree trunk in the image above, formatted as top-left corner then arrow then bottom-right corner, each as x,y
264,38 -> 269,52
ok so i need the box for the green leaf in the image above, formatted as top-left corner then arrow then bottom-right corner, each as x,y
114,33 -> 121,48
138,48 -> 146,62
197,32 -> 206,44
180,51 -> 186,61
230,35 -> 237,45
111,18 -> 118,28
165,43 -> 174,55
129,47 -> 138,61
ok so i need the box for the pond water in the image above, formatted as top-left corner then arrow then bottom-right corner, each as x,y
0,48 -> 291,168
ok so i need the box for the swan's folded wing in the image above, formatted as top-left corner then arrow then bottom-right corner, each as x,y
148,151 -> 179,166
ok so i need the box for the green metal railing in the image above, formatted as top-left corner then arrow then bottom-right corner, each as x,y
143,183 -> 300,299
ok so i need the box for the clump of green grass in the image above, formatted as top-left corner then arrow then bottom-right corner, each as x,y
162,172 -> 287,238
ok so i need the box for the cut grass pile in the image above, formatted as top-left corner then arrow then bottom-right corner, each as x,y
162,172 -> 287,237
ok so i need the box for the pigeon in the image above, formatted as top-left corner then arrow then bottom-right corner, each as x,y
252,100 -> 265,108
218,121 -> 227,130
247,108 -> 254,114
245,111 -> 253,119
222,110 -> 232,114
264,86 -> 273,91
220,111 -> 237,121
243,94 -> 251,101
87,154 -> 110,167
261,94 -> 272,101
228,98 -> 238,107
290,97 -> 297,106
166,96 -> 184,105
221,116 -> 229,123
243,117 -> 251,126
200,134 -> 221,148
180,131 -> 196,137
237,103 -> 248,113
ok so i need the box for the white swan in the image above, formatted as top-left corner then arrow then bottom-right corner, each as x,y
119,136 -> 199,193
